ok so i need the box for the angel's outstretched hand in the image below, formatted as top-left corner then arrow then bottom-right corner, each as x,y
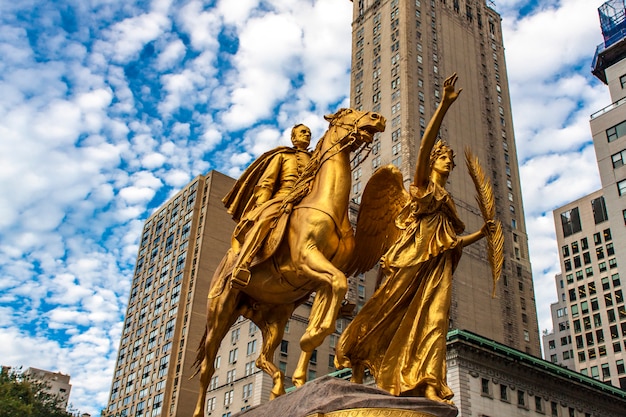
442,73 -> 462,104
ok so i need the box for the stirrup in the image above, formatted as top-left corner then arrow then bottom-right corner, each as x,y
231,267 -> 251,289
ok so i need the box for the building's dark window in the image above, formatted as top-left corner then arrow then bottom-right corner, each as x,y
561,208 -> 581,237
500,384 -> 508,401
591,196 -> 609,224
618,179 -> 626,196
481,378 -> 490,396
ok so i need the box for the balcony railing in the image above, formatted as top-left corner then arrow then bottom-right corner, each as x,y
590,96 -> 626,119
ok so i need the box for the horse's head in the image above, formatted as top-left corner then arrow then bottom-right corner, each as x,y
324,108 -> 386,149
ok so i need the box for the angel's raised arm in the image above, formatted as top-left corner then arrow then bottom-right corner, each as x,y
413,73 -> 462,187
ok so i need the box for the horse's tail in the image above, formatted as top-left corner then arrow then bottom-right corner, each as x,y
190,326 -> 208,380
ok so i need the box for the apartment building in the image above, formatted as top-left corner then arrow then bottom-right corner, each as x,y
543,0 -> 626,390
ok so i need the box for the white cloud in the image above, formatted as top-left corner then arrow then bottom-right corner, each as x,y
101,11 -> 171,63
156,38 -> 186,70
220,13 -> 303,129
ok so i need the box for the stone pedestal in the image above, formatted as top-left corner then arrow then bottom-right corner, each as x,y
234,376 -> 458,417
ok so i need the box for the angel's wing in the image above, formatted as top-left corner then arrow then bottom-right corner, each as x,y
345,165 -> 409,276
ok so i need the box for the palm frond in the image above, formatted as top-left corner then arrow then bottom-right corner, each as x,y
465,148 -> 504,298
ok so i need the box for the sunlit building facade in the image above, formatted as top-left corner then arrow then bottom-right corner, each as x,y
543,0 -> 626,390
348,0 -> 539,354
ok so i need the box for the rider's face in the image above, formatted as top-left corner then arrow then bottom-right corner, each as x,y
292,126 -> 311,150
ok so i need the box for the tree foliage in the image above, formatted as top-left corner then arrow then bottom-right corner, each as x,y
0,368 -> 71,417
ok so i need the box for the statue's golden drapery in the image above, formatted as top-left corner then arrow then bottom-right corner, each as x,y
335,179 -> 465,400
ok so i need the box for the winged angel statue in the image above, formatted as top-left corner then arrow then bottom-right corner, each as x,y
335,74 -> 503,404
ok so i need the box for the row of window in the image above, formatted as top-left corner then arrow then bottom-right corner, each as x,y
580,359 -> 625,381
481,378 -> 588,417
206,382 -> 254,412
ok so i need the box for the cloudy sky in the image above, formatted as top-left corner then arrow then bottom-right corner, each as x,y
0,0 -> 614,414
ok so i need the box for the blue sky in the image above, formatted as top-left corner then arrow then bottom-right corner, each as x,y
0,0 -> 612,414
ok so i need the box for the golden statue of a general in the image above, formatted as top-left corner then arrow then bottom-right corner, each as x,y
225,124 -> 313,288
335,74 -> 503,404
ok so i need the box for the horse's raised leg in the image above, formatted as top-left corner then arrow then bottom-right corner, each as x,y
291,248 -> 348,387
250,303 -> 295,399
192,288 -> 241,417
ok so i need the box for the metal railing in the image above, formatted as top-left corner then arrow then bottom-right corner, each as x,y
591,96 -> 626,119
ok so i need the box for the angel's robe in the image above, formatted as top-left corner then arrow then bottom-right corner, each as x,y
335,180 -> 465,400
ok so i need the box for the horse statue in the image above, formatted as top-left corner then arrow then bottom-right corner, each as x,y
192,108 -> 386,417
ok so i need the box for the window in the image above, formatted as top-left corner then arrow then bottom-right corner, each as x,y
561,207 -> 582,237
606,120 -> 626,142
228,348 -> 238,364
242,383 -> 253,399
500,384 -> 508,401
247,340 -> 257,356
231,328 -> 240,344
591,197 -> 609,224
224,389 -> 234,406
209,376 -> 218,390
562,245 -> 570,257
206,396 -> 216,412
583,252 -> 591,264
517,390 -> 526,407
604,228 -> 612,241
481,378 -> 491,396
535,396 -> 543,413
564,259 -> 572,272
607,243 -> 615,256
280,340 -> 288,355
569,288 -> 576,302
551,401 -> 559,416
574,256 -> 581,268
618,179 -> 626,196
244,361 -> 256,376
588,282 -> 597,295
594,232 -> 602,245
226,369 -> 236,384
612,149 -> 626,168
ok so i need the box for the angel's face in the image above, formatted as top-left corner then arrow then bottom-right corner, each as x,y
432,152 -> 454,175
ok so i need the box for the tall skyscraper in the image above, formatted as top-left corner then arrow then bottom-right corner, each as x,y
543,0 -> 626,390
348,0 -> 539,354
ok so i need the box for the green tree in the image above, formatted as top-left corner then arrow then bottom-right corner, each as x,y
0,368 -> 71,417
